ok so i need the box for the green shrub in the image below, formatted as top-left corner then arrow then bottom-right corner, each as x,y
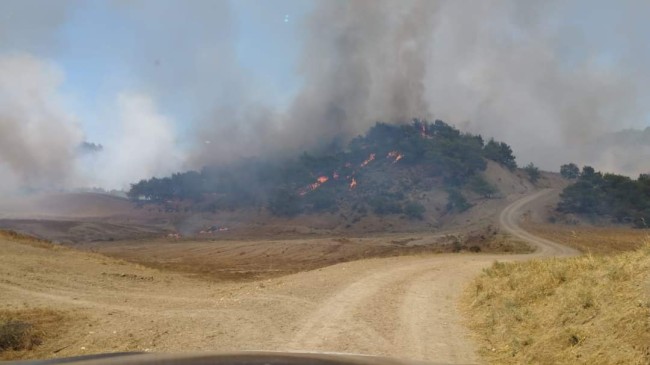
468,175 -> 498,198
560,163 -> 580,179
524,163 -> 541,183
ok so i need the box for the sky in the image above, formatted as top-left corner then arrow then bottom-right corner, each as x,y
58,0 -> 312,144
2,0 -> 650,192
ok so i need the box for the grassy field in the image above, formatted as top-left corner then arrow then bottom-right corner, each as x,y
463,241 -> 650,364
523,223 -> 649,254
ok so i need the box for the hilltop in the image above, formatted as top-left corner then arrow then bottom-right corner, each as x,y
127,120 -> 558,236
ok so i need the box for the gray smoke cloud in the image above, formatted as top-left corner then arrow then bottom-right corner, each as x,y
0,54 -> 83,192
0,0 -> 81,193
195,0 -> 441,161
197,0 -> 650,176
2,0 -> 650,194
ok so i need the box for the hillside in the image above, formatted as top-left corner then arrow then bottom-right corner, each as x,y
127,120 -> 547,235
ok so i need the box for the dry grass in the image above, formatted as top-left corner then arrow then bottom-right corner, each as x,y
0,309 -> 68,360
523,224 -> 649,254
0,230 -> 56,250
463,242 -> 650,364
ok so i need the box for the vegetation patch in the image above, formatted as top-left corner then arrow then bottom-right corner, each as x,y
463,243 -> 650,364
127,119 -> 513,221
523,224 -> 649,254
557,165 -> 650,228
0,309 -> 68,360
0,230 -> 52,248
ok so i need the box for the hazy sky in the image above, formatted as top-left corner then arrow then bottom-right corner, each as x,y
57,0 -> 312,143
2,0 -> 650,191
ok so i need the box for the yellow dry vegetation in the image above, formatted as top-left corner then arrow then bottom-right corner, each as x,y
463,243 -> 650,365
523,224 -> 647,254
0,230 -> 56,250
0,309 -> 69,360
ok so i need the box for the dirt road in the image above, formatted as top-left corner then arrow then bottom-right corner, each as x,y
499,189 -> 579,257
0,190 -> 573,364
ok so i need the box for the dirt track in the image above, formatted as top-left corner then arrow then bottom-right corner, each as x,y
0,190 -> 574,364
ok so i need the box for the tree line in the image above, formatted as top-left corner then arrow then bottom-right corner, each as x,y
558,164 -> 650,228
128,119 -> 517,218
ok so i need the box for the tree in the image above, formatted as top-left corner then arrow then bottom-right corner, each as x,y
560,163 -> 580,179
524,163 -> 541,183
483,139 -> 517,171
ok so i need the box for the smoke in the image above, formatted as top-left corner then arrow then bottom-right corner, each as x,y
198,0 -> 650,175
0,53 -> 83,190
423,1 -> 647,171
0,0 -> 77,53
2,0 -> 650,196
275,0 -> 649,173
82,93 -> 186,189
283,0 -> 438,148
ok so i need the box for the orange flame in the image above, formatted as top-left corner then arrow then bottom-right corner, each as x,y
387,150 -> 404,163
298,175 -> 329,196
349,177 -> 357,189
360,153 -> 376,167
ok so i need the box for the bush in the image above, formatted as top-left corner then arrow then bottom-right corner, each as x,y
0,320 -> 36,352
468,175 -> 498,198
404,201 -> 426,220
524,163 -> 541,183
560,163 -> 580,179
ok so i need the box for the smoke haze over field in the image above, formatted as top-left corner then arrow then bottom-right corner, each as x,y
0,54 -> 83,191
1,0 -> 650,193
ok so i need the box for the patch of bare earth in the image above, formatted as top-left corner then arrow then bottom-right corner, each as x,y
75,224 -> 529,282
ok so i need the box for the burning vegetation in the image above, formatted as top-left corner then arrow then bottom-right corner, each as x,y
128,119 -> 516,221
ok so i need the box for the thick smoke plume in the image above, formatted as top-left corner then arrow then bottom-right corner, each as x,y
0,54 -> 83,191
1,0 -> 650,195
198,0 -> 650,175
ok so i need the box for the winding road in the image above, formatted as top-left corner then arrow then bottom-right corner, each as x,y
0,189 -> 575,364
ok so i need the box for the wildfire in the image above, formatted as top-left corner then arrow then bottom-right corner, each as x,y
386,150 -> 404,163
420,123 -> 427,138
298,175 -> 330,196
349,177 -> 357,189
360,153 -> 376,168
